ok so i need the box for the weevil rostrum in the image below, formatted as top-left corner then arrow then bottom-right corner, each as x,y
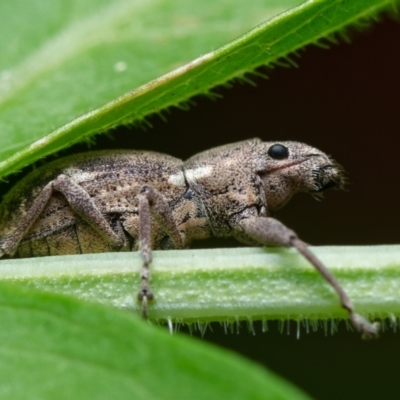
0,138 -> 378,338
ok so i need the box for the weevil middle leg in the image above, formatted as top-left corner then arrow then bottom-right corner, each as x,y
138,185 -> 184,317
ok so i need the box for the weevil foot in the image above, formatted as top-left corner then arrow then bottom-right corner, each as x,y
350,313 -> 380,340
138,289 -> 154,319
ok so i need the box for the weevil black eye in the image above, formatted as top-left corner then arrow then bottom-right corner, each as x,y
267,144 -> 289,160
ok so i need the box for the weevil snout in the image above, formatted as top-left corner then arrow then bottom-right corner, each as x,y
310,163 -> 345,193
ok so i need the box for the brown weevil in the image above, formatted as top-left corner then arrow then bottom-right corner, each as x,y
0,138 -> 379,338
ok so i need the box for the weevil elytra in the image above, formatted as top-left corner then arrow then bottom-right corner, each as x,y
0,138 -> 378,338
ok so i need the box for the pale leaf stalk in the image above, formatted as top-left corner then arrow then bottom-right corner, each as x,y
0,245 -> 399,327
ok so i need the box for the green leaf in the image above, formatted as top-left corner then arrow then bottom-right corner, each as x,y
2,246 -> 400,326
0,0 -> 398,177
0,282 -> 311,400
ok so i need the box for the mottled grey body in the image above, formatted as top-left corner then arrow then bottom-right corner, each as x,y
0,138 -> 379,337
0,139 -> 338,257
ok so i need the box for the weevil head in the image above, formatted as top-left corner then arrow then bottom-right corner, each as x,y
258,141 -> 345,212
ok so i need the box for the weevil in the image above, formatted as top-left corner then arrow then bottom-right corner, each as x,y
0,138 -> 378,338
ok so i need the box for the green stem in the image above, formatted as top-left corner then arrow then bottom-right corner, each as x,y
1,245 -> 399,325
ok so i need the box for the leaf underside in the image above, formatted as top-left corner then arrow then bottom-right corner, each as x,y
0,0 -> 398,177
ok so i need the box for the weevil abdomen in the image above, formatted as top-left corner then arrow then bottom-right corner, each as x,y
0,150 -> 210,257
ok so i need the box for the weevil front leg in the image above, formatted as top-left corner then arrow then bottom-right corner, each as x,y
240,217 -> 379,339
138,185 -> 183,318
0,174 -> 124,257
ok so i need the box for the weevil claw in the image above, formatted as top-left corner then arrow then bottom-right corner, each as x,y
350,313 -> 380,340
140,295 -> 148,319
138,289 -> 154,319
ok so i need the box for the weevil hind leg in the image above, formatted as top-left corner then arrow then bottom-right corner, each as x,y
240,216 -> 379,339
52,174 -> 125,248
0,174 -> 125,257
138,185 -> 184,318
0,183 -> 54,256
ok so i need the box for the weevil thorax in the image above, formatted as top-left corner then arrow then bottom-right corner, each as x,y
184,139 -> 343,236
184,139 -> 266,236
257,140 -> 344,211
